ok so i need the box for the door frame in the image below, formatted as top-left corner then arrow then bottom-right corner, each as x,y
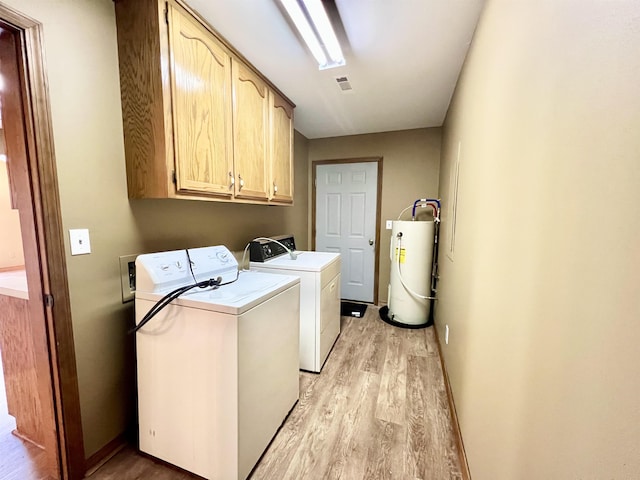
312,157 -> 383,305
0,4 -> 85,479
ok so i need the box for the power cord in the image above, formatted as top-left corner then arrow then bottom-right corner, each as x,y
130,276 -> 222,334
131,248 -> 239,334
185,248 -> 197,284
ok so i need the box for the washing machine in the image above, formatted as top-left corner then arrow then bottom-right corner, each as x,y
134,245 -> 300,480
249,235 -> 340,373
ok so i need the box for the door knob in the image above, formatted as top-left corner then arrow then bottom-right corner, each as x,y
369,239 -> 374,246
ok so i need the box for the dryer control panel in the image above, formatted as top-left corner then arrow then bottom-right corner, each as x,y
250,235 -> 297,262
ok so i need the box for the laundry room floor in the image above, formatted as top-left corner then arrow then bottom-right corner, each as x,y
88,306 -> 463,480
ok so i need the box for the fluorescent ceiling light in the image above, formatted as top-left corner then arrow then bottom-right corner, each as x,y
302,0 -> 344,65
279,0 -> 345,70
280,0 -> 328,67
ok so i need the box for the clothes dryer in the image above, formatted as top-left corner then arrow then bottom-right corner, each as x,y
250,236 -> 340,373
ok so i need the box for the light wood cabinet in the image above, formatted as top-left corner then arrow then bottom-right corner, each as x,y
0,294 -> 46,447
269,91 -> 294,203
115,0 -> 294,205
168,2 -> 234,197
232,60 -> 269,201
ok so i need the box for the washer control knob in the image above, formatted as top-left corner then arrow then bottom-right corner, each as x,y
160,264 -> 169,271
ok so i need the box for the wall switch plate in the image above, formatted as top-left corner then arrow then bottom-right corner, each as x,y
386,220 -> 393,230
119,254 -> 138,303
69,229 -> 91,255
445,324 -> 450,345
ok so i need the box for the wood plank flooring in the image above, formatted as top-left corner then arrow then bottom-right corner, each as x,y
89,307 -> 462,480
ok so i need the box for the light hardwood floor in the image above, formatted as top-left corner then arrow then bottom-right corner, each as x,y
89,307 -> 462,480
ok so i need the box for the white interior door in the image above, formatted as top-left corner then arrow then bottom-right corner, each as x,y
315,162 -> 378,302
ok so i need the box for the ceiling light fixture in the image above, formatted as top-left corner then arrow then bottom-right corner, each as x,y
279,0 -> 345,70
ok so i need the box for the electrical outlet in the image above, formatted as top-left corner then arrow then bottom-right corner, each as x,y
445,324 -> 450,345
119,254 -> 138,303
386,220 -> 393,230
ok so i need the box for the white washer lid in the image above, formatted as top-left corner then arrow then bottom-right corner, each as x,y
136,270 -> 299,315
250,251 -> 340,272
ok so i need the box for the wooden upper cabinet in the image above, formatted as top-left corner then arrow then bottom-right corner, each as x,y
269,91 -> 294,203
168,2 -> 233,196
115,0 -> 294,205
232,60 -> 269,201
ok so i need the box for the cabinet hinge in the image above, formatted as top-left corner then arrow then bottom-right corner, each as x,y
172,171 -> 177,184
44,294 -> 54,308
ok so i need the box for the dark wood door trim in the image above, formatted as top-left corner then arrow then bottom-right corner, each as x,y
0,4 -> 85,479
312,157 -> 383,305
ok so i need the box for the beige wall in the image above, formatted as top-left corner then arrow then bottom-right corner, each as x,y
127,130 -> 309,261
5,0 -> 309,458
437,1 -> 640,478
309,128 -> 441,304
0,161 -> 24,268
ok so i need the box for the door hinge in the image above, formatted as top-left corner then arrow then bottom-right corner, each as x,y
172,171 -> 177,184
164,4 -> 169,24
44,294 -> 54,308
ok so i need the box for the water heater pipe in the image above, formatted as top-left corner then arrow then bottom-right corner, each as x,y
397,198 -> 442,221
395,233 -> 436,301
400,197 -> 443,299
412,198 -> 441,221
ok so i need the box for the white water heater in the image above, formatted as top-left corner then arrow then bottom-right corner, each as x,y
388,220 -> 435,326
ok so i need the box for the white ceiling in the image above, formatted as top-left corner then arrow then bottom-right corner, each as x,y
186,0 -> 485,139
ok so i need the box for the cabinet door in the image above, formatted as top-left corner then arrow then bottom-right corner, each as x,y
168,2 -> 234,196
269,91 -> 294,203
232,60 -> 269,200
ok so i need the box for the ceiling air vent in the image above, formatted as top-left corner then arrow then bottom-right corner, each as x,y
335,76 -> 353,92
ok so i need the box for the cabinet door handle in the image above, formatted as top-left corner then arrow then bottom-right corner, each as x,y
229,171 -> 234,189
238,174 -> 244,191
273,181 -> 278,194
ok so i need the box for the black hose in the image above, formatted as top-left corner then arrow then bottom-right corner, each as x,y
130,277 -> 222,334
